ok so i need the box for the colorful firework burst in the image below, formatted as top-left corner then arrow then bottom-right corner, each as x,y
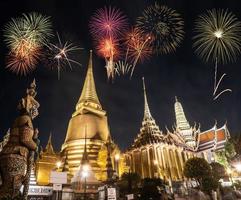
45,33 -> 82,79
96,37 -> 119,60
193,9 -> 241,64
89,6 -> 128,39
22,12 -> 53,45
125,27 -> 153,77
96,37 -> 119,80
136,2 -> 184,54
6,46 -> 41,76
3,12 -> 52,75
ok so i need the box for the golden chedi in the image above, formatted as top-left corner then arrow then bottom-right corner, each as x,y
36,134 -> 60,185
61,51 -> 117,181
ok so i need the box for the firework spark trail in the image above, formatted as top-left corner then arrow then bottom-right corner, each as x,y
115,60 -> 132,76
213,59 -> 232,100
130,36 -> 151,77
124,27 -> 152,77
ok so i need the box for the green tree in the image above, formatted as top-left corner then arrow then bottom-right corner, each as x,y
184,157 -> 211,187
215,139 -> 236,168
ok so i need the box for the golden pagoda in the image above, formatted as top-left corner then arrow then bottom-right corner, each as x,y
36,134 -> 60,185
61,51 -> 119,181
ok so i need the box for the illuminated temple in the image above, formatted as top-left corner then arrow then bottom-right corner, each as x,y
33,54 -> 230,187
124,78 -> 230,181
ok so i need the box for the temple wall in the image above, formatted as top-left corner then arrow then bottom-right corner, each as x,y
125,144 -> 193,182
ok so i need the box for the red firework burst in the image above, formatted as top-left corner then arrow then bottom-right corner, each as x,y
89,6 -> 128,40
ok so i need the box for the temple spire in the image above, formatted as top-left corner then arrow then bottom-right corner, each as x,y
174,97 -> 190,130
45,133 -> 55,154
77,50 -> 101,107
142,77 -> 152,120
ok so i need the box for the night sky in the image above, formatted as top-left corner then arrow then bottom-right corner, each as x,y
0,0 -> 241,151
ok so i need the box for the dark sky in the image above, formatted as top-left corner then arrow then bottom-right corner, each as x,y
0,0 -> 241,151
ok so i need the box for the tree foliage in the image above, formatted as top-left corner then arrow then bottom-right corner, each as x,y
201,176 -> 219,194
139,178 -> 166,200
184,157 -> 211,184
118,172 -> 141,196
210,162 -> 226,181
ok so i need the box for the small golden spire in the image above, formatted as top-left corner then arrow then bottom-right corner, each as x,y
45,133 -> 55,154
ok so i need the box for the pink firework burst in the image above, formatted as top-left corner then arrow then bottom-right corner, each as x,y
89,6 -> 128,40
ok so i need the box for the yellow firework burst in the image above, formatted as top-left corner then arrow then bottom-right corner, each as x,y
193,9 -> 241,64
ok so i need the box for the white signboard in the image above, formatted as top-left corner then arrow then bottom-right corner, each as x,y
28,185 -> 53,196
107,188 -> 116,200
53,183 -> 62,191
50,171 -> 67,184
126,194 -> 134,200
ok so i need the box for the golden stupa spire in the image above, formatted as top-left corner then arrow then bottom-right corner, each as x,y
142,77 -> 153,120
74,51 -> 106,116
77,50 -> 100,106
45,133 -> 55,154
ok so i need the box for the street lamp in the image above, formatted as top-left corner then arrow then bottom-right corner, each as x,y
56,161 -> 61,170
234,163 -> 241,172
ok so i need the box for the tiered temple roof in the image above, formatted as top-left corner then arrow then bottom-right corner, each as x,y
131,78 -> 165,149
130,80 -> 230,154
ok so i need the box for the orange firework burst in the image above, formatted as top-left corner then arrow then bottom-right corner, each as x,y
125,27 -> 153,76
126,28 -> 153,62
6,46 -> 41,76
97,38 -> 119,60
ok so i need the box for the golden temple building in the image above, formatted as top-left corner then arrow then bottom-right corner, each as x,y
36,51 -> 124,185
61,51 -> 124,181
36,134 -> 60,185
125,78 -> 230,181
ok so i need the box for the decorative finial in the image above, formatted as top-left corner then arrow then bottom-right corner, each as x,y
142,77 -> 146,91
142,77 -> 152,120
175,96 -> 178,102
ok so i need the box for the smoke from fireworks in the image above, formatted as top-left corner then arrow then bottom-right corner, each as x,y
193,9 -> 241,64
136,2 -> 184,54
89,6 -> 128,39
3,12 -> 52,75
